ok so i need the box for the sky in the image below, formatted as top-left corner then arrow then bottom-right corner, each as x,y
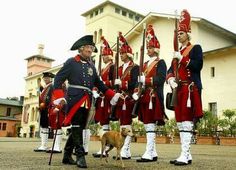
0,0 -> 235,99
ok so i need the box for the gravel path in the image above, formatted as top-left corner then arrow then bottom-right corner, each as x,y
0,137 -> 236,170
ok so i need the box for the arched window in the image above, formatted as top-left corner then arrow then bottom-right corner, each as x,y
99,29 -> 103,42
94,31 -> 97,43
31,107 -> 35,122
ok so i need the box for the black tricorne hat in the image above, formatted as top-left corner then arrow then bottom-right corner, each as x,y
70,35 -> 98,52
42,72 -> 55,78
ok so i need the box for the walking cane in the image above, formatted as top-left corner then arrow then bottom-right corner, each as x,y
48,108 -> 60,165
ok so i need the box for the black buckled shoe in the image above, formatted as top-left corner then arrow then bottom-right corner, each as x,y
112,156 -> 131,160
34,148 -> 46,152
46,150 -> 62,153
170,159 -> 192,164
174,160 -> 188,166
92,153 -> 106,158
136,158 -> 155,162
152,156 -> 158,161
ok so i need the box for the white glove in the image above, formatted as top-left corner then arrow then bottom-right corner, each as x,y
168,77 -> 178,89
173,51 -> 183,61
114,79 -> 122,86
110,93 -> 121,105
92,90 -> 100,99
53,98 -> 67,105
138,75 -> 145,85
132,92 -> 139,101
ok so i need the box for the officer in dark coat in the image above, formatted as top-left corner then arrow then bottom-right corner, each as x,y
52,35 -> 121,168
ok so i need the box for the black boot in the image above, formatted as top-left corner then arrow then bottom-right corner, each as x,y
72,127 -> 87,168
62,134 -> 76,165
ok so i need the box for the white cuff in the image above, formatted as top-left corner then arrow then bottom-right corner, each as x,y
53,98 -> 66,105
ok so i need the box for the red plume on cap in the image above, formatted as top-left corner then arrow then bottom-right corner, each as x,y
101,36 -> 113,56
146,24 -> 160,49
178,9 -> 191,33
119,32 -> 133,55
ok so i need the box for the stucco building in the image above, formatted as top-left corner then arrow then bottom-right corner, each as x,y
0,97 -> 23,137
21,0 -> 236,137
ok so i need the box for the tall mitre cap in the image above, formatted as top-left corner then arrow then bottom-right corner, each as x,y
146,24 -> 160,49
178,9 -> 191,33
70,35 -> 98,52
101,36 -> 113,56
118,32 -> 133,56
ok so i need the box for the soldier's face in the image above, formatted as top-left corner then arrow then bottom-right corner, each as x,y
147,47 -> 155,57
178,31 -> 189,44
81,45 -> 94,59
120,52 -> 129,62
102,55 -> 110,64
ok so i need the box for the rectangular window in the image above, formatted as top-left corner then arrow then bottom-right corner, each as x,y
0,123 -> 2,130
115,8 -> 120,14
122,10 -> 127,16
129,13 -> 133,19
6,108 -> 11,117
2,123 -> 7,131
90,13 -> 93,18
210,67 -> 215,77
209,102 -> 217,116
100,8 -> 103,13
135,15 -> 140,21
95,10 -> 98,16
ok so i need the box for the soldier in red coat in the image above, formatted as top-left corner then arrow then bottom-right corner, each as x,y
92,36 -> 115,158
167,10 -> 203,166
113,32 -> 139,159
34,72 -> 64,153
134,25 -> 167,162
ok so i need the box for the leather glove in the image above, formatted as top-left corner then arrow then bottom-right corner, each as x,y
114,79 -> 122,86
92,90 -> 100,99
168,77 -> 178,89
138,75 -> 145,85
132,92 -> 139,101
173,51 -> 183,61
110,93 -> 121,105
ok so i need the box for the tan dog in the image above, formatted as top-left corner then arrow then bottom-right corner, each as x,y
100,127 -> 133,168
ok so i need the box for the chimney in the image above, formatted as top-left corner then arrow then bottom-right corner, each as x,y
38,44 -> 44,55
20,96 -> 24,102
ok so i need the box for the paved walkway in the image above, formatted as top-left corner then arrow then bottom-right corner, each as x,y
0,137 -> 236,170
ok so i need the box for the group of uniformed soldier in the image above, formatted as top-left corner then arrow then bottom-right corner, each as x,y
35,9 -> 203,168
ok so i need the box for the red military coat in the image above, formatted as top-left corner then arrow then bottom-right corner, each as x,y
167,43 -> 203,122
94,62 -> 114,125
139,57 -> 167,125
116,61 -> 139,125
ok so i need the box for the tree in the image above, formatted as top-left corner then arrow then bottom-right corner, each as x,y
219,109 -> 236,137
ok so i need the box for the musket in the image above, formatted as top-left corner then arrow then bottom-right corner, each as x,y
131,23 -> 146,117
109,34 -> 119,121
98,46 -> 102,76
170,10 -> 179,107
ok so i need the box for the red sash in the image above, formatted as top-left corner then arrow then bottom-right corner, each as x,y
63,93 -> 90,126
